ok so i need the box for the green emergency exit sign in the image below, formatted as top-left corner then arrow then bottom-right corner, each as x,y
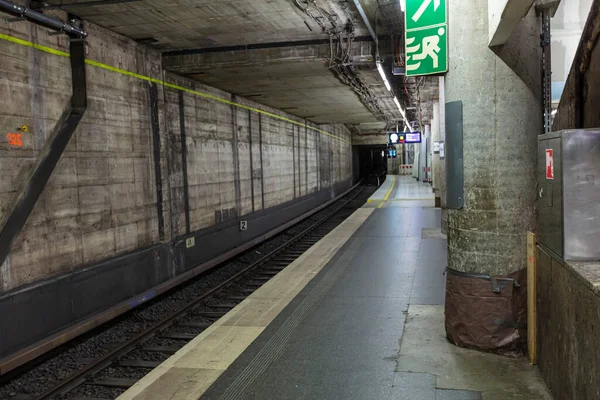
405,0 -> 448,76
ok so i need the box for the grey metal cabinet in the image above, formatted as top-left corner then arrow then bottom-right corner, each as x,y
538,129 -> 600,260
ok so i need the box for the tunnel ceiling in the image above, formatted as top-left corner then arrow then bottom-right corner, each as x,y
179,59 -> 382,125
40,0 -> 437,133
42,0 -> 371,49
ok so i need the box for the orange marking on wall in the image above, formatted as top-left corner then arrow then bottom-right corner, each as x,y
7,133 -> 23,147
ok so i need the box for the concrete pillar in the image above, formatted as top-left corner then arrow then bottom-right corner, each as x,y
444,0 -> 542,352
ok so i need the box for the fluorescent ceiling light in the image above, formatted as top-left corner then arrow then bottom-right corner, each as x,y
377,62 -> 392,92
376,62 -> 385,78
382,78 -> 391,92
394,96 -> 412,132
394,97 -> 406,118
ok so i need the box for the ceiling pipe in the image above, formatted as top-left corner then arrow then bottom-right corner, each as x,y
32,0 -> 143,11
0,0 -> 87,37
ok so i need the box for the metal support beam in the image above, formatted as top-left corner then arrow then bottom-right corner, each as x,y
0,0 -> 87,37
540,8 -> 552,133
162,36 -> 378,57
149,83 -> 165,241
351,0 -> 378,46
259,114 -> 265,211
248,110 -> 255,213
178,91 -> 191,234
0,38 -> 87,268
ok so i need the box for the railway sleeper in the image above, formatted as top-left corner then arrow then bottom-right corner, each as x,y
195,311 -> 228,318
249,277 -> 270,283
244,284 -> 263,289
140,346 -> 180,354
257,272 -> 278,278
118,359 -> 162,368
177,321 -> 212,329
69,397 -> 110,400
268,261 -> 293,267
259,270 -> 284,275
208,303 -> 238,309
224,295 -> 248,301
160,332 -> 198,340
86,377 -> 138,389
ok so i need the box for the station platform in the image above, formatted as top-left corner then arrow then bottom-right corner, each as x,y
367,175 -> 436,208
119,176 -> 550,400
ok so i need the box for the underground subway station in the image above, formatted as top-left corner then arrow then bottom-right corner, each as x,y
0,0 -> 599,399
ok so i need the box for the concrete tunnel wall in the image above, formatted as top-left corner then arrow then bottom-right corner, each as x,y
163,75 -> 352,241
0,18 -> 352,355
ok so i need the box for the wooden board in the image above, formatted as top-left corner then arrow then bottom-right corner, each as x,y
527,232 -> 537,365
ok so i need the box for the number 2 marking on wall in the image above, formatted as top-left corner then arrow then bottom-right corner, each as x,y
7,133 -> 23,147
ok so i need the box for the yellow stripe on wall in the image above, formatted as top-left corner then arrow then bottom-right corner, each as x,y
0,33 -> 350,144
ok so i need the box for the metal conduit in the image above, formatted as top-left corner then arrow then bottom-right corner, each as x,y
0,0 -> 87,37
351,0 -> 378,45
34,0 -> 143,10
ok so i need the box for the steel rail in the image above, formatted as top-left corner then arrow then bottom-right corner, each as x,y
33,186 -> 364,399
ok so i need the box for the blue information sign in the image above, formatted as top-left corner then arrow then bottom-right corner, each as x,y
389,132 -> 422,144
405,132 -> 422,143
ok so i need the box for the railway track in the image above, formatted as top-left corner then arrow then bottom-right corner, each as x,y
1,185 -> 373,400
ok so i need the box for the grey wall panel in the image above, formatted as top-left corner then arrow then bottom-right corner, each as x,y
538,129 -> 600,261
446,101 -> 464,209
177,186 -> 347,269
0,245 -> 171,358
0,183 -> 351,359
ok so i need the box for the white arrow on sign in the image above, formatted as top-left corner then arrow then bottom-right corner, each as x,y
412,0 -> 441,23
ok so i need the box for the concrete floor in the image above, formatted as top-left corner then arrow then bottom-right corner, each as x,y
367,175 -> 436,208
201,206 -> 448,400
117,208 -> 374,400
398,306 -> 551,400
119,178 -> 551,400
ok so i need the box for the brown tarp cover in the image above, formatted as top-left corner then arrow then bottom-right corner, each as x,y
445,268 -> 528,356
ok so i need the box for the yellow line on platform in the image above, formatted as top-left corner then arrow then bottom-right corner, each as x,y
118,208 -> 375,400
377,176 -> 396,209
0,33 -> 349,144
369,198 -> 433,203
